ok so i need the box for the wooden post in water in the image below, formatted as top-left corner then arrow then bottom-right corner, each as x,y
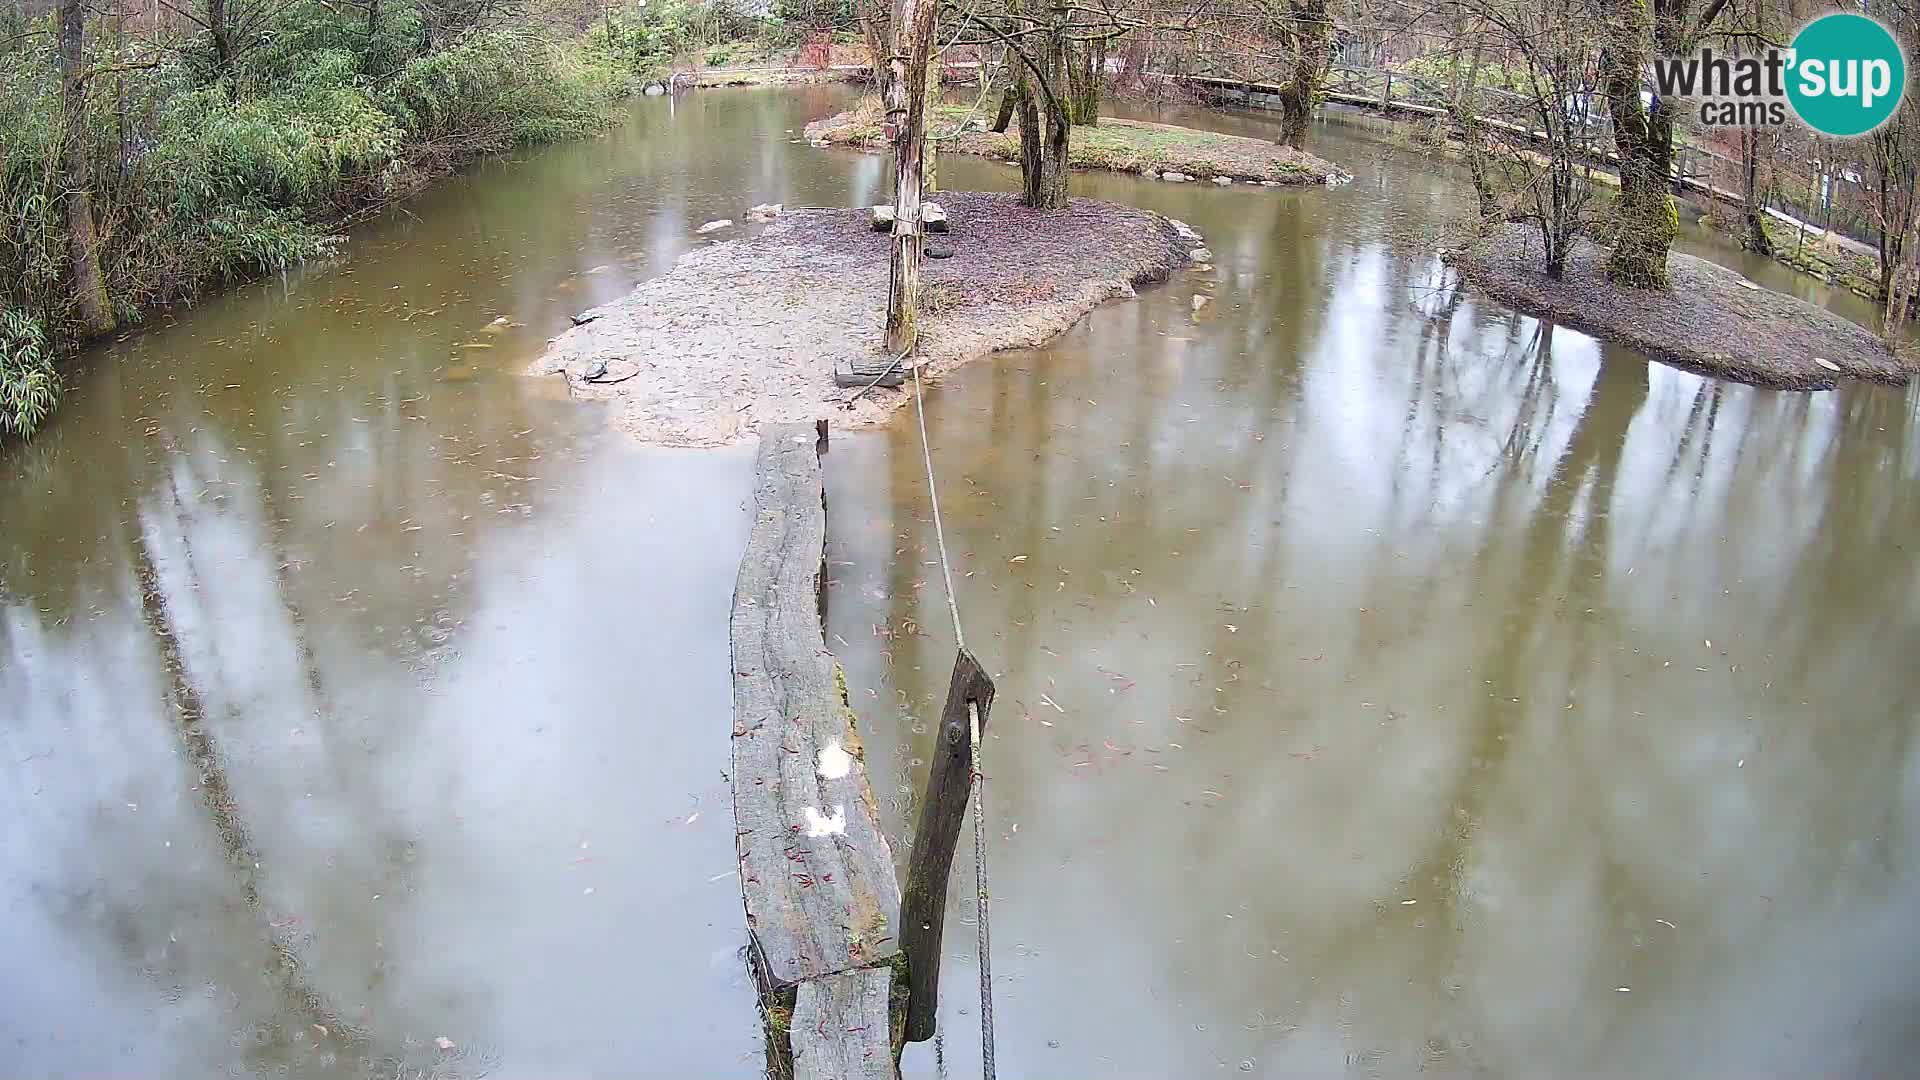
899,648 -> 995,1043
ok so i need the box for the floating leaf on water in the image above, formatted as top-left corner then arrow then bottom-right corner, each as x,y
435,1036 -> 455,1050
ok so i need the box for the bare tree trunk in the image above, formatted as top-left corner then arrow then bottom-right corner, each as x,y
114,2 -> 129,184
1086,39 -> 1106,123
923,46 -> 938,194
882,0 -> 937,355
1603,0 -> 1675,288
1067,37 -> 1103,123
1740,128 -> 1773,256
1014,64 -> 1045,202
1449,38 -> 1496,220
1872,122 -> 1916,306
1277,0 -> 1329,150
856,0 -> 892,85
60,0 -> 115,338
1017,2 -> 1070,208
208,0 -> 232,74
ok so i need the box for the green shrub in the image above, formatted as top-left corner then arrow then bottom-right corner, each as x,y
156,55 -> 401,211
0,308 -> 57,440
380,30 -> 612,149
0,4 -> 625,439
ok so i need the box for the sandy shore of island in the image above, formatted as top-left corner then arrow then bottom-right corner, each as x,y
527,191 -> 1198,445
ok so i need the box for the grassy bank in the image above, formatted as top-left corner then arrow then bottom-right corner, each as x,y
0,0 -> 835,440
805,101 -> 1343,185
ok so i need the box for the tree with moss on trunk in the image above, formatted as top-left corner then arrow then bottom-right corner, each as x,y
58,0 -> 114,338
1270,0 -> 1330,150
1066,37 -> 1105,124
1600,0 -> 1674,287
1601,0 -> 1736,289
963,0 -> 1073,207
1737,127 -> 1774,257
957,0 -> 1172,208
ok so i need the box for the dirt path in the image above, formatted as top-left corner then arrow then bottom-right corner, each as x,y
527,192 -> 1196,445
1450,224 -> 1913,390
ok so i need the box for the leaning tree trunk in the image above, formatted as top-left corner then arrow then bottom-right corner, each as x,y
1277,0 -> 1329,150
882,0 -> 938,355
1603,0 -> 1675,288
992,86 -> 1016,132
59,0 -> 115,338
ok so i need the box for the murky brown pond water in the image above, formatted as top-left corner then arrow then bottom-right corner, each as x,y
4,87 -> 1917,1078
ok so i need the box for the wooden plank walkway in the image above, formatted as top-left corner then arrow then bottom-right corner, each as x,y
791,968 -> 896,1080
731,422 -> 900,1078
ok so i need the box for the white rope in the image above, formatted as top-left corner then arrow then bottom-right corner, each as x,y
909,361 -> 966,654
908,358 -> 996,1080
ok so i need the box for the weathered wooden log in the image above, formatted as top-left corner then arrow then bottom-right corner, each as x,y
732,423 -> 902,990
790,967 -> 896,1080
899,648 -> 995,1043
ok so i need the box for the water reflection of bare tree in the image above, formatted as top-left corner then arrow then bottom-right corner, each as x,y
126,466 -> 378,1077
86,428 -> 493,1079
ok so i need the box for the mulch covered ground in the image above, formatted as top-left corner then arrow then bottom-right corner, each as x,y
1451,223 -> 1913,390
805,105 -> 1345,185
527,191 -> 1194,445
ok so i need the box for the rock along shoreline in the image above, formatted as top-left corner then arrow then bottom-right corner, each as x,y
527,191 -> 1197,445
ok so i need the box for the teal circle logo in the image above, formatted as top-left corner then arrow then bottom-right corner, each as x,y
1787,13 -> 1907,137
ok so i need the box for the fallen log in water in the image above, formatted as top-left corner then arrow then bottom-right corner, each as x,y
731,421 -> 902,1077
